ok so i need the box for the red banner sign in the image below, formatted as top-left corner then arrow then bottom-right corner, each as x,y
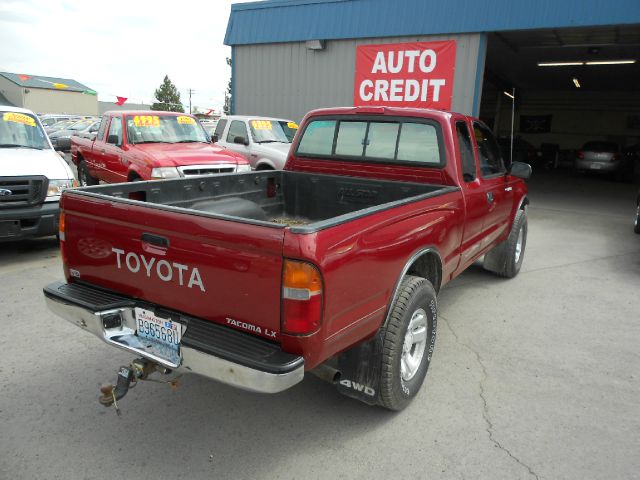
354,40 -> 457,109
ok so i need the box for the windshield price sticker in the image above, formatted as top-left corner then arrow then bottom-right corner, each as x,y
177,116 -> 196,125
251,120 -> 272,130
3,112 -> 36,127
133,115 -> 160,127
287,122 -> 299,129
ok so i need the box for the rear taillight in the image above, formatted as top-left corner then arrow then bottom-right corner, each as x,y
577,151 -> 585,159
59,210 -> 67,265
282,260 -> 323,335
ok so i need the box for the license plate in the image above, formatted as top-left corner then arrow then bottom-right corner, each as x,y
135,307 -> 182,350
590,163 -> 602,170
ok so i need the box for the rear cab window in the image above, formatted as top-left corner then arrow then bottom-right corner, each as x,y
296,116 -> 445,167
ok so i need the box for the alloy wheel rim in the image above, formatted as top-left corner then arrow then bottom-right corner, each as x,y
515,226 -> 524,263
401,308 -> 428,382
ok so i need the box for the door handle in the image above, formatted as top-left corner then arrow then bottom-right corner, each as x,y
141,233 -> 169,256
141,233 -> 169,248
487,191 -> 494,203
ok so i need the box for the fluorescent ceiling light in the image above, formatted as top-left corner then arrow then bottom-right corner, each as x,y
585,60 -> 636,65
538,62 -> 584,67
572,78 -> 581,88
538,60 -> 637,67
503,91 -> 514,99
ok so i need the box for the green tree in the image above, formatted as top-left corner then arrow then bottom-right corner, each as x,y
223,57 -> 232,115
151,75 -> 184,112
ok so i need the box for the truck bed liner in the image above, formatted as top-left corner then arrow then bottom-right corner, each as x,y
69,171 -> 456,233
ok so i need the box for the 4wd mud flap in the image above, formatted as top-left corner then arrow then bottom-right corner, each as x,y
336,333 -> 384,405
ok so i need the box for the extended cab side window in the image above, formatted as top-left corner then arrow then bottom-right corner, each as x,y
226,120 -> 248,144
96,118 -> 107,141
473,123 -> 505,176
106,117 -> 122,146
456,121 -> 476,182
213,119 -> 227,142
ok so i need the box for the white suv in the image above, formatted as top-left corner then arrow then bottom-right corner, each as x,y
0,106 -> 76,241
213,115 -> 298,170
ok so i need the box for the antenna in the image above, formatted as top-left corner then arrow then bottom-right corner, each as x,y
509,87 -> 515,165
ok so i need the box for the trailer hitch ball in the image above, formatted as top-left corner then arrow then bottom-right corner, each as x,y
98,366 -> 135,413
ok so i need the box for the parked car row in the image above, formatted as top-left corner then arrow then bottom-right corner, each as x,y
48,118 -> 101,151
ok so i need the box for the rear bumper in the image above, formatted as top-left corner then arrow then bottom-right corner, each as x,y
575,158 -> 620,172
43,281 -> 304,394
0,201 -> 59,242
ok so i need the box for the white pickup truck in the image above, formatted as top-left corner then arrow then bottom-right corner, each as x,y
212,115 -> 298,170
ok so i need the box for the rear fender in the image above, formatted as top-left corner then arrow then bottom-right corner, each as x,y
334,247 -> 442,405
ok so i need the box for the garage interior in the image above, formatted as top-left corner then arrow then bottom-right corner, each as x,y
480,25 -> 640,179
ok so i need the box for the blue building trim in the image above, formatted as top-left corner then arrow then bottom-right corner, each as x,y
472,34 -> 487,118
225,0 -> 640,45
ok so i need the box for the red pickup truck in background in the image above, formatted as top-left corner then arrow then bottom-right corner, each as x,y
46,107 -> 531,411
70,111 -> 250,185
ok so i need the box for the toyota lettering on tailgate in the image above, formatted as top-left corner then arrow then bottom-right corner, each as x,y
111,248 -> 206,292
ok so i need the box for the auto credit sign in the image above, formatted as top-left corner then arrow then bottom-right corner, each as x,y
354,40 -> 457,109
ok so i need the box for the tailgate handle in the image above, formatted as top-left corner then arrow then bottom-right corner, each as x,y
141,233 -> 170,248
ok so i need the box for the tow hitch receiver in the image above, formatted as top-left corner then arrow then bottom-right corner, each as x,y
98,358 -> 180,415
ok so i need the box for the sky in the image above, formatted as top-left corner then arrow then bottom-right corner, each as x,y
0,0 -> 257,113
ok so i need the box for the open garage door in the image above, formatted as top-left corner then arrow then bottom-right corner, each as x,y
480,25 -> 640,183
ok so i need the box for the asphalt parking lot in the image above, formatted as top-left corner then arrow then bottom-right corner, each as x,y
1,171 -> 638,480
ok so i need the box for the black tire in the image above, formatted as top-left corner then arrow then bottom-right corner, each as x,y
77,160 -> 98,186
483,209 -> 528,278
634,202 -> 640,234
378,275 -> 437,411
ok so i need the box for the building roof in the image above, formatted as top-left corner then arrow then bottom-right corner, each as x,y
225,0 -> 640,45
0,72 -> 93,93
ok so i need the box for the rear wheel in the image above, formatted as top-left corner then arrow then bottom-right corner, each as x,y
378,275 -> 437,411
634,202 -> 640,234
77,160 -> 98,186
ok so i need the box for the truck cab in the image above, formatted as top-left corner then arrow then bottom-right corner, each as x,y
213,115 -> 299,170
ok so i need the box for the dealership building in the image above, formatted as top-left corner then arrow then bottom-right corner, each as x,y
225,0 -> 640,152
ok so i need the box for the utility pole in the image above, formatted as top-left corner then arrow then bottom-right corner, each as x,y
188,88 -> 196,114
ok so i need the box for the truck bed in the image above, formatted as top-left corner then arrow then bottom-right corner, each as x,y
71,171 -> 455,232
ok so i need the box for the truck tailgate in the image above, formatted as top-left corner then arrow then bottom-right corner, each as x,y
61,192 -> 285,341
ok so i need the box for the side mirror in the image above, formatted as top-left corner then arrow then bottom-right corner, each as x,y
107,134 -> 120,146
233,135 -> 249,146
211,134 -> 218,143
509,161 -> 532,180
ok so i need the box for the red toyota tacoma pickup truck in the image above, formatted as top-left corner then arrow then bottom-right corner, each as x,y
70,110 -> 250,185
45,107 -> 531,411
